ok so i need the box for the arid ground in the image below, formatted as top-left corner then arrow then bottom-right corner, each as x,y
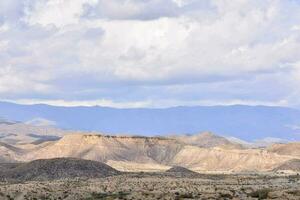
0,173 -> 300,200
1,125 -> 300,200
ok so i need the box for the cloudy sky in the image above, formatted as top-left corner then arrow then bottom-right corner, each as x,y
0,0 -> 300,108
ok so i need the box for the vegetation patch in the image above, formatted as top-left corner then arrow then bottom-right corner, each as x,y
87,191 -> 130,200
249,188 -> 271,199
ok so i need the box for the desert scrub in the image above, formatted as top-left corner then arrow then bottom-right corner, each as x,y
219,192 -> 233,199
87,191 -> 130,200
174,192 -> 194,199
287,190 -> 300,196
249,188 -> 271,199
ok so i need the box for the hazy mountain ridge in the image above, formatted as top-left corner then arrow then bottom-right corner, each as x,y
0,117 -> 299,173
0,120 -> 291,150
267,143 -> 300,157
0,120 -> 67,145
1,102 -> 300,141
172,131 -> 244,149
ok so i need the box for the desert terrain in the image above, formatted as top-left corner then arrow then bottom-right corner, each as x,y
0,165 -> 300,199
1,122 -> 300,199
2,0 -> 300,198
0,158 -> 299,200
1,130 -> 300,173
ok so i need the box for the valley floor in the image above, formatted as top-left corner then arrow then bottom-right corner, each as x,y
0,173 -> 300,200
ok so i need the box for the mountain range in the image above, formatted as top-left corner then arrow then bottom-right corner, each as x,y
1,128 -> 300,173
1,101 -> 300,173
1,101 -> 300,141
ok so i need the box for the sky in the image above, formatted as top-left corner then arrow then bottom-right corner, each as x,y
0,0 -> 300,108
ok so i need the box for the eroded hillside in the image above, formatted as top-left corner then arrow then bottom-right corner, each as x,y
2,132 -> 300,173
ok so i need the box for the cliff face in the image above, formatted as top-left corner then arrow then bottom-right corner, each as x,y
23,134 -> 184,165
2,133 -> 300,172
172,146 -> 293,171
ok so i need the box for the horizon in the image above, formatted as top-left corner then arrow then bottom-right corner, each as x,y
1,99 -> 300,141
2,2 -> 300,196
0,99 -> 299,110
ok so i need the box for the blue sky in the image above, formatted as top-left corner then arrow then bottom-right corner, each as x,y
0,0 -> 300,108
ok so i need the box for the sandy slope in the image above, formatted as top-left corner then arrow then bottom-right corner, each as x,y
1,133 -> 300,172
172,131 -> 243,148
23,134 -> 184,164
267,142 -> 300,157
172,145 -> 294,172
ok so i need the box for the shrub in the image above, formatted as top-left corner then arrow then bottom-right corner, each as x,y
249,189 -> 271,199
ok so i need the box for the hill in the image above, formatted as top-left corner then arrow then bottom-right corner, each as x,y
0,142 -> 23,162
0,158 -> 120,181
267,143 -> 300,157
0,120 -> 66,145
0,132 -> 299,172
0,163 -> 21,171
14,134 -> 296,172
171,145 -> 293,172
1,102 -> 300,141
166,166 -> 197,174
172,132 -> 242,148
273,159 -> 300,172
23,134 -> 184,165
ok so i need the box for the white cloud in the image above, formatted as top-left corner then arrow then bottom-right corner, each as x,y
24,0 -> 97,27
0,66 -> 53,94
3,98 -> 286,109
286,124 -> 300,131
81,0 -> 182,20
0,0 -> 300,107
5,99 -> 153,108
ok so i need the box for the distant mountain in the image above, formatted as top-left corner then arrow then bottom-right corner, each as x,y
254,137 -> 292,148
0,101 -> 300,141
172,131 -> 243,148
0,120 -> 67,145
267,142 -> 300,157
0,142 -> 23,162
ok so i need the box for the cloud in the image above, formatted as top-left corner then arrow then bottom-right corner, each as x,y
4,98 -> 287,109
6,98 -> 153,108
81,0 -> 210,20
286,124 -> 300,131
0,66 -> 53,95
0,0 -> 25,23
24,0 -> 95,27
0,0 -> 300,107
